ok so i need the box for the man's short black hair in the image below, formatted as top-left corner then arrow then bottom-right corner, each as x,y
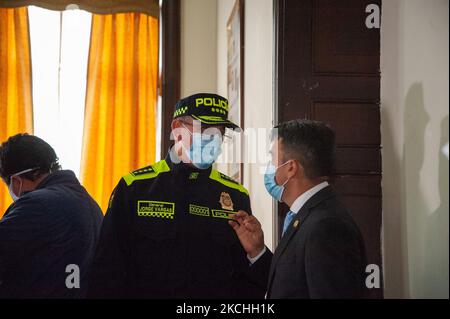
0,133 -> 61,184
273,119 -> 336,179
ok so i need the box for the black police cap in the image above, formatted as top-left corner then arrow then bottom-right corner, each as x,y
173,93 -> 240,130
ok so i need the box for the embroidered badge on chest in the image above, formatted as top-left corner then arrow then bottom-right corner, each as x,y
219,192 -> 234,211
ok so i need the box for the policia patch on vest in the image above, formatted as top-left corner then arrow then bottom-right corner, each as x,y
137,201 -> 175,219
212,209 -> 236,219
188,204 -> 237,220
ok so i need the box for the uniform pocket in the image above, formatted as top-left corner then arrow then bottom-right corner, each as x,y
207,224 -> 239,281
210,225 -> 238,247
131,215 -> 178,294
134,215 -> 177,241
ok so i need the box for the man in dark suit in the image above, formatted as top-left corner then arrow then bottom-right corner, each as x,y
229,119 -> 367,298
0,134 -> 103,298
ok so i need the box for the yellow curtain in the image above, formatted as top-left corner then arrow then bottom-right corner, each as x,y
81,13 -> 158,213
0,7 -> 33,217
0,0 -> 159,17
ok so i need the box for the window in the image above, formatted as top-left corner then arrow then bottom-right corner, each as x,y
28,6 -> 91,177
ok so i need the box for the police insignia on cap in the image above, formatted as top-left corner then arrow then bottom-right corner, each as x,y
219,192 -> 234,211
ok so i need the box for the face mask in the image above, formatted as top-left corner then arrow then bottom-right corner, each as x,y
182,124 -> 223,169
8,167 -> 39,201
8,181 -> 19,202
264,161 -> 291,202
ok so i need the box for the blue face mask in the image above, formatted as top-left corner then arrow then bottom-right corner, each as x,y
264,161 -> 291,202
182,124 -> 223,169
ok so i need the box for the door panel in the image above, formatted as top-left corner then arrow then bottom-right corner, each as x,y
313,0 -> 380,75
275,0 -> 382,298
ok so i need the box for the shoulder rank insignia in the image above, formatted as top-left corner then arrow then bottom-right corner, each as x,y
132,165 -> 155,176
219,173 -> 239,184
219,192 -> 234,211
123,160 -> 171,186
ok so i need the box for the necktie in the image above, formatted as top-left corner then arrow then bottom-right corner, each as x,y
282,210 -> 295,236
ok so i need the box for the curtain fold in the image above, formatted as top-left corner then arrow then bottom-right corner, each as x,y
80,13 -> 158,213
0,7 -> 34,217
0,0 -> 159,17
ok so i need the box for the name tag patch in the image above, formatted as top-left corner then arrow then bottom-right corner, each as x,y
137,201 -> 175,219
189,204 -> 210,217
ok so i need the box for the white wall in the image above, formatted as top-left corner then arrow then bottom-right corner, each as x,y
180,0 -> 218,97
381,0 -> 449,299
216,0 -> 275,250
242,0 -> 274,251
182,0 -> 275,250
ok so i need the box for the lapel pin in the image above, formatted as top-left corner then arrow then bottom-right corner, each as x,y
293,220 -> 300,228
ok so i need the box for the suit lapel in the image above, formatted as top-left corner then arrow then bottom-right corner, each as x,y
266,186 -> 337,296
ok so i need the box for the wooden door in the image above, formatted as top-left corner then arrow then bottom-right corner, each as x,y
274,0 -> 382,298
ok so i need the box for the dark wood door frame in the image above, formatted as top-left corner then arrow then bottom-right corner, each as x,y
273,0 -> 383,298
160,0 -> 180,155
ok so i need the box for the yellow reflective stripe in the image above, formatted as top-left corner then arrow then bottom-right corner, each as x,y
201,116 -> 224,120
123,172 -> 155,186
123,160 -> 171,186
209,169 -> 249,195
152,159 -> 171,173
191,115 -> 228,124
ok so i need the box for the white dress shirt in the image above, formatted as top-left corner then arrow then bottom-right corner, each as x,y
289,181 -> 329,215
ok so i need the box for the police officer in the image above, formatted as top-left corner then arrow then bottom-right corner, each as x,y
88,93 -> 271,298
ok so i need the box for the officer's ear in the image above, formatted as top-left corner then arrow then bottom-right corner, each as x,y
171,119 -> 183,142
171,119 -> 181,130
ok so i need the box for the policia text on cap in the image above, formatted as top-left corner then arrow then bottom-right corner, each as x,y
87,93 -> 272,298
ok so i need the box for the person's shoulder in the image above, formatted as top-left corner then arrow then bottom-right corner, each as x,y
208,169 -> 249,196
122,159 -> 171,187
3,191 -> 49,221
23,187 -> 58,203
309,196 -> 347,220
307,199 -> 360,237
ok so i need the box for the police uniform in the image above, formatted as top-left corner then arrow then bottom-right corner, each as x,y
88,93 -> 271,298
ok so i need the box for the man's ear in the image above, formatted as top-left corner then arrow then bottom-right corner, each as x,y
171,120 -> 183,142
171,119 -> 180,131
288,160 -> 303,179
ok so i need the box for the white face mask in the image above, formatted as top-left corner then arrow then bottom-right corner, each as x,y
8,181 -> 19,202
8,168 -> 39,201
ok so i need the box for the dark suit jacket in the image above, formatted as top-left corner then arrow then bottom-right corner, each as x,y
0,170 -> 103,298
267,186 -> 367,299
